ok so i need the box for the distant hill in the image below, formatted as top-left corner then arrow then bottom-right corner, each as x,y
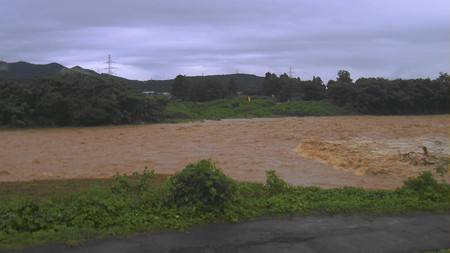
0,61 -> 138,84
0,61 -> 105,80
0,61 -> 67,79
0,61 -> 264,92
61,66 -> 99,76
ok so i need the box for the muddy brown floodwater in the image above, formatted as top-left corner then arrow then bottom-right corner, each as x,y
0,115 -> 448,189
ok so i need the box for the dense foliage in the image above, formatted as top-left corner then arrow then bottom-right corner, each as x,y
138,73 -> 263,93
258,70 -> 449,115
170,70 -> 450,115
171,75 -> 230,102
265,170 -> 288,196
0,73 -> 168,127
0,160 -> 448,249
1,67 -> 448,128
262,72 -> 326,102
327,71 -> 449,114
167,159 -> 236,212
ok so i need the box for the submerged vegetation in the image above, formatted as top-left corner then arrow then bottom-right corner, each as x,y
0,159 -> 448,249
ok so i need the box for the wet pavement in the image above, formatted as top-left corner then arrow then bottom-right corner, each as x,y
2,213 -> 448,253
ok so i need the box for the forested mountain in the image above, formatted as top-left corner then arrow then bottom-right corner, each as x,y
0,61 -> 108,80
0,61 -> 263,93
0,61 -> 66,79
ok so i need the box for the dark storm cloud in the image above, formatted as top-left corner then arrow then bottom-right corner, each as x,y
1,0 -> 448,81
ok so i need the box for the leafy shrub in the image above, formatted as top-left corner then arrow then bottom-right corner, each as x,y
265,170 -> 288,196
401,171 -> 449,201
1,164 -> 449,249
167,159 -> 236,212
6,200 -> 43,232
434,159 -> 449,183
111,168 -> 155,194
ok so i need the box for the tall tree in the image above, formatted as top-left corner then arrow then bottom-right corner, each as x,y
301,76 -> 326,101
171,75 -> 190,101
189,77 -> 225,102
262,72 -> 281,97
227,79 -> 238,97
436,72 -> 449,85
337,70 -> 353,83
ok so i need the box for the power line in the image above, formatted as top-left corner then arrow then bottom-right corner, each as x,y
104,54 -> 117,75
289,66 -> 295,78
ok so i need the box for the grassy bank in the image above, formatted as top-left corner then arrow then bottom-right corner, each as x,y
163,97 -> 356,122
0,159 -> 448,249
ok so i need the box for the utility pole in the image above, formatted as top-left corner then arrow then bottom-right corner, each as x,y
104,54 -> 117,75
289,66 -> 294,78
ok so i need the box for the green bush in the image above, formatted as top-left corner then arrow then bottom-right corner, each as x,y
265,170 -> 288,196
167,159 -> 236,212
434,159 -> 449,183
111,168 -> 155,194
5,200 -> 44,232
401,171 -> 449,201
0,163 -> 449,249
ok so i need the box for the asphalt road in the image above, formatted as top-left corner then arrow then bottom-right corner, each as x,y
2,213 -> 449,253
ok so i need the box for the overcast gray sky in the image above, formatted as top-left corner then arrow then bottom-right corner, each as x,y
1,0 -> 448,81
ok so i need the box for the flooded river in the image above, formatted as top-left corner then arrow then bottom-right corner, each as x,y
0,115 -> 448,189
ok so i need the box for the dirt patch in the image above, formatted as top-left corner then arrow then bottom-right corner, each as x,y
0,115 -> 448,189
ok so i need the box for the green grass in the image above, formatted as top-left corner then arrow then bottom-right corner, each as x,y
163,97 -> 356,122
0,175 -> 169,198
0,161 -> 448,249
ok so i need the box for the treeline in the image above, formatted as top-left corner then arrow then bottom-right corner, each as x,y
169,70 -> 449,115
140,73 -> 263,93
262,72 -> 326,101
171,75 -> 238,102
0,73 -> 167,127
254,70 -> 449,115
327,71 -> 449,114
1,69 -> 448,128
